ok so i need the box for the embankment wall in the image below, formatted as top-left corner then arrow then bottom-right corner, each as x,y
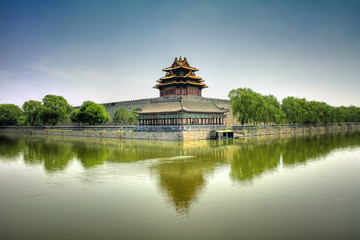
233,123 -> 360,137
1,123 -> 359,141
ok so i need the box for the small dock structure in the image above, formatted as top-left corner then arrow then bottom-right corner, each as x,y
210,130 -> 234,139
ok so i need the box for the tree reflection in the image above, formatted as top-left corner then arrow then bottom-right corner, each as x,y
23,138 -> 74,172
0,135 -> 25,161
229,131 -> 360,183
1,131 -> 360,214
230,138 -> 281,183
72,141 -> 110,168
281,132 -> 360,166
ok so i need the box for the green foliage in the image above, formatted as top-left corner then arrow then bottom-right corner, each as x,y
303,101 -> 332,124
281,97 -> 307,124
230,88 -> 360,125
114,107 -> 129,124
262,94 -> 285,124
17,115 -> 27,126
129,107 -> 140,125
229,88 -> 282,125
0,104 -> 23,126
70,109 -> 80,123
71,101 -> 110,125
114,106 -> 140,125
229,88 -> 261,125
41,95 -> 72,125
22,100 -> 44,125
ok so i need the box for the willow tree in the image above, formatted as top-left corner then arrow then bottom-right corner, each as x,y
22,100 -> 44,125
262,94 -> 284,124
228,88 -> 264,125
281,96 -> 307,124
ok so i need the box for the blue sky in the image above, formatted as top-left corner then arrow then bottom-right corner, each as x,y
1,0 -> 360,107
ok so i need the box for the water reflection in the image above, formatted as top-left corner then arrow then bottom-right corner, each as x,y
1,131 -> 360,213
151,142 -> 229,213
72,141 -> 110,168
281,133 -> 359,166
230,132 -> 360,183
0,135 -> 25,161
230,138 -> 281,183
23,138 -> 74,172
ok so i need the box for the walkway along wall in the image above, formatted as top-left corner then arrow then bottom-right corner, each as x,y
1,123 -> 359,141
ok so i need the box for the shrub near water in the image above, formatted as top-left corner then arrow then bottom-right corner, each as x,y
113,107 -> 140,125
0,104 -> 23,126
41,95 -> 72,125
71,101 -> 110,125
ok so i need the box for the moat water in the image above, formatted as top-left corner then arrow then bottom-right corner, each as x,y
0,132 -> 359,240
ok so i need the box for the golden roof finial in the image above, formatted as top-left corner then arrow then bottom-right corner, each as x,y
179,56 -> 182,61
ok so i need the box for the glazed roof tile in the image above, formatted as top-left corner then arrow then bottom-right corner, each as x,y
139,98 -> 225,114
162,57 -> 199,72
153,81 -> 208,89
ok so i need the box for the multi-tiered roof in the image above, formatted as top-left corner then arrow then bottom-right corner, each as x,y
153,57 -> 208,97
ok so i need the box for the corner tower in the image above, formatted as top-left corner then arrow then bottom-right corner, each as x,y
154,56 -> 208,97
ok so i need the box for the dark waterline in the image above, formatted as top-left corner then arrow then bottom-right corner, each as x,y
1,132 -> 360,240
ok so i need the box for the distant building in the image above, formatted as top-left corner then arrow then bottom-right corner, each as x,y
137,57 -> 228,125
154,56 -> 208,97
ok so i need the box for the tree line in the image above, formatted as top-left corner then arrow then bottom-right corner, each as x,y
3,89 -> 358,127
229,88 -> 360,125
0,94 -> 139,126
